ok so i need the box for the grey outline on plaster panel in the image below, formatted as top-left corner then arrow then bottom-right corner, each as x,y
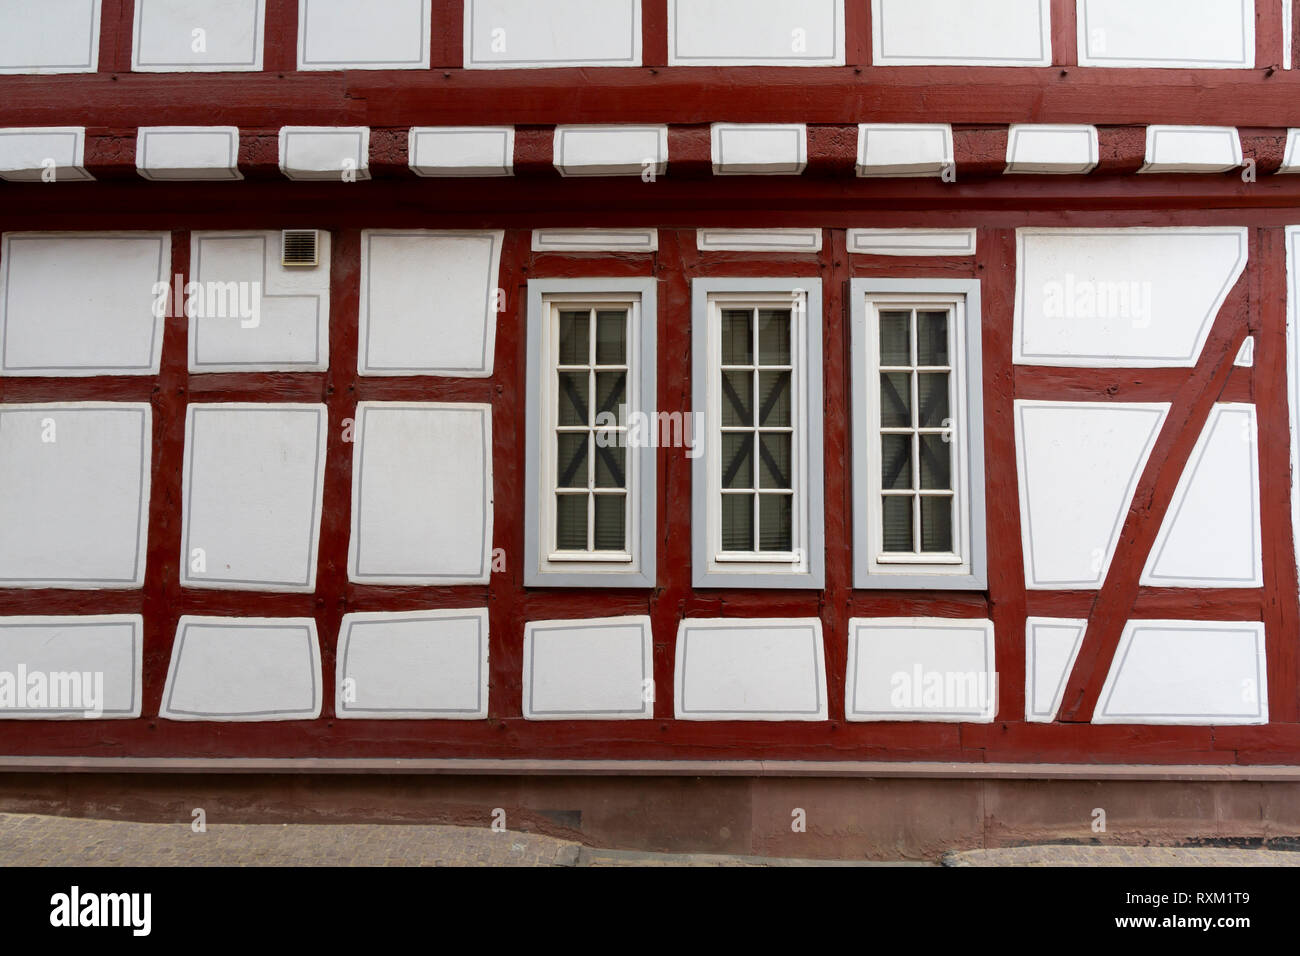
410,128 -> 512,176
1079,0 -> 1250,66
351,403 -> 492,581
299,0 -> 429,67
191,233 -> 324,369
715,125 -> 805,174
0,404 -> 150,586
133,0 -> 264,68
525,620 -> 651,717
180,404 -> 325,589
163,621 -> 319,719
846,229 -> 977,256
359,231 -> 500,375
467,0 -> 640,67
0,618 -> 141,717
0,130 -> 92,180
1097,623 -> 1266,721
678,622 -> 825,717
338,612 -> 486,716
1013,227 -> 1248,364
846,622 -> 994,719
1026,619 -> 1086,720
532,229 -> 658,252
0,0 -> 100,72
138,129 -> 242,181
873,0 -> 1048,64
0,234 -> 168,373
1015,401 -> 1167,589
555,126 -> 665,174
696,229 -> 823,252
670,0 -> 841,63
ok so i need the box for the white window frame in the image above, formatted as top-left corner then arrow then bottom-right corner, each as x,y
850,278 -> 986,589
525,278 -> 657,587
691,278 -> 825,589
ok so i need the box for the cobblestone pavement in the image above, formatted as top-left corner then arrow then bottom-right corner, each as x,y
0,812 -> 888,867
3,813 -> 1298,866
944,845 -> 1300,866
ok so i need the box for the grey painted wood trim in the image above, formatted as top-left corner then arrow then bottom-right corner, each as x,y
690,277 -> 825,589
849,278 -> 987,590
524,277 -> 658,588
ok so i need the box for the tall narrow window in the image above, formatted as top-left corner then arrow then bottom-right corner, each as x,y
525,279 -> 657,588
692,279 -> 825,589
555,306 -> 630,555
851,279 -> 986,589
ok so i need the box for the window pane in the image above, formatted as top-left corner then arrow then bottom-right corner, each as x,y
722,494 -> 754,551
721,309 -> 752,364
721,432 -> 754,489
879,310 -> 911,365
921,496 -> 953,553
557,371 -> 589,426
721,370 -> 753,426
881,434 -> 913,490
556,494 -> 588,550
556,433 -> 589,488
596,370 -> 626,417
595,310 -> 627,365
758,371 -> 790,426
880,372 -> 912,428
882,495 -> 914,553
759,494 -> 792,552
917,311 -> 949,366
758,309 -> 791,365
558,311 -> 589,365
594,442 -> 626,488
918,372 -> 949,428
594,494 -> 626,551
919,434 -> 951,490
759,432 -> 791,489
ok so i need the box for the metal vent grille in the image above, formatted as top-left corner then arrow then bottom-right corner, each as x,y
281,229 -> 319,267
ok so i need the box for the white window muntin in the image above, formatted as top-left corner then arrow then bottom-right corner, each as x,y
851,279 -> 986,589
692,278 -> 825,589
525,278 -> 657,588
543,292 -> 639,564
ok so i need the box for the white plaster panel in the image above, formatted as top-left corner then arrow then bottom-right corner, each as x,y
336,608 -> 488,719
1024,617 -> 1087,723
1078,0 -> 1254,69
1005,125 -> 1099,175
0,404 -> 151,589
465,0 -> 641,68
674,619 -> 826,721
1140,126 -> 1243,174
553,125 -> 667,178
1141,404 -> 1262,588
710,124 -> 807,175
531,229 -> 658,253
358,231 -> 502,377
872,0 -> 1051,66
846,228 -> 976,256
1094,620 -> 1267,724
524,616 -> 653,720
696,228 -> 822,253
0,0 -> 101,74
0,232 -> 170,376
189,231 -> 330,372
1014,227 -> 1248,367
1235,337 -> 1255,367
668,0 -> 844,66
856,124 -> 953,178
1281,130 -> 1300,173
180,404 -> 327,592
0,128 -> 92,182
1016,401 -> 1168,590
278,127 -> 370,181
133,0 -> 264,71
137,127 -> 241,181
348,403 -> 494,585
846,618 -> 996,722
298,0 -> 431,69
161,617 -> 322,721
0,616 -> 142,719
409,127 -> 513,177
